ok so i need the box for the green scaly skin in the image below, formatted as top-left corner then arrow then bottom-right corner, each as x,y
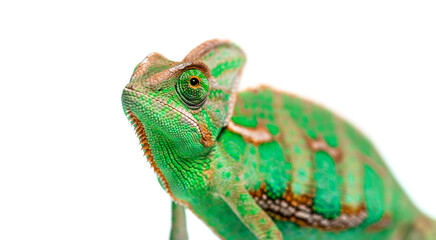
121,39 -> 436,240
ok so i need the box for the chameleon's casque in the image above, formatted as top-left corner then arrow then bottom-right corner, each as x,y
121,39 -> 436,240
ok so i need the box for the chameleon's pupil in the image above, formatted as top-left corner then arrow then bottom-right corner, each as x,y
190,77 -> 199,87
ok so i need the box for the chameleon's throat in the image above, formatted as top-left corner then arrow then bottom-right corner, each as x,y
126,108 -> 188,206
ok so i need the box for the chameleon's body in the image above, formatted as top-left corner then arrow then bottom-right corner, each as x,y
121,40 -> 435,239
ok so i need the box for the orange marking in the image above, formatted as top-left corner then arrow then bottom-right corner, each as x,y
199,122 -> 214,147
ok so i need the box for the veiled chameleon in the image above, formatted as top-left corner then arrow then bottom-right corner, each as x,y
121,39 -> 435,240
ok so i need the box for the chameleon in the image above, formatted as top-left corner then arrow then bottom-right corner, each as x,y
121,39 -> 436,240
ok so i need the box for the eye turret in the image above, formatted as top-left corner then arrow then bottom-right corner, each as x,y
176,68 -> 209,109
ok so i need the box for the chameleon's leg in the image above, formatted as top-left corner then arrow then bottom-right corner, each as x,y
222,184 -> 283,240
169,201 -> 188,240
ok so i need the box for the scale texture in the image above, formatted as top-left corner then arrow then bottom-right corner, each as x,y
121,39 -> 436,240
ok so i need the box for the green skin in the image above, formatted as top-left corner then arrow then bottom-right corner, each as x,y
121,39 -> 436,240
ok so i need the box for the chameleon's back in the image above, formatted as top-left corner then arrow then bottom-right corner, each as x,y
221,86 -> 436,239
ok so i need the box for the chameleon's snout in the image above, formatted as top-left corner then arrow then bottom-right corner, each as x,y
124,80 -> 143,94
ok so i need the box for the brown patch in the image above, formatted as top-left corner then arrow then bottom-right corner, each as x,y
199,122 -> 214,147
305,136 -> 342,163
227,121 -> 273,145
284,190 -> 314,207
250,182 -> 267,198
341,204 -> 367,215
366,214 -> 392,232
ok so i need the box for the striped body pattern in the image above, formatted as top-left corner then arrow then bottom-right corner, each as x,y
122,39 -> 435,239
222,87 -> 434,239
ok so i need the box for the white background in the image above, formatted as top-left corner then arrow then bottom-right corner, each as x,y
1,1 -> 435,239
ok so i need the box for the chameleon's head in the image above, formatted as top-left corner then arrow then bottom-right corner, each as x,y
122,39 -> 245,175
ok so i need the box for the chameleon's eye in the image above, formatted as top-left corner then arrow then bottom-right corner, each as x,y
189,77 -> 200,88
176,68 -> 209,109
